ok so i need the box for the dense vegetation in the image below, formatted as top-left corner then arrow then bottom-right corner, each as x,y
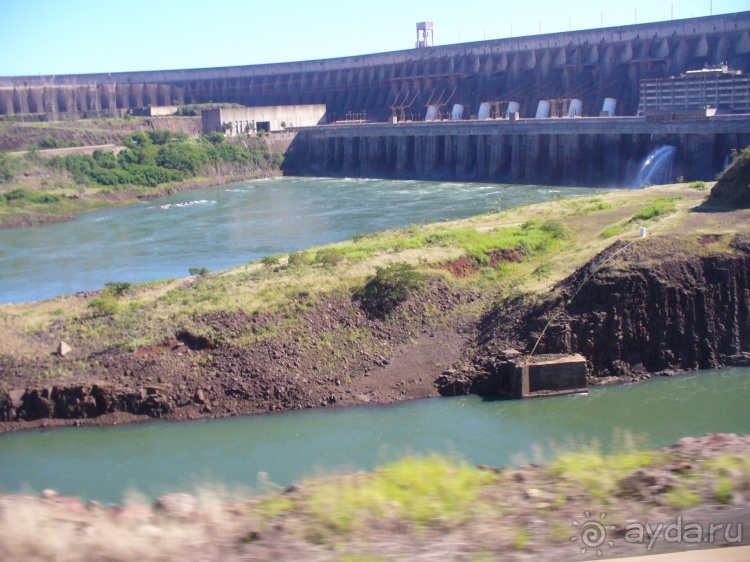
42,131 -> 282,190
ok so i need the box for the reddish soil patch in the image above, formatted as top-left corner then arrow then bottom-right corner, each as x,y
434,256 -> 478,278
434,248 -> 526,278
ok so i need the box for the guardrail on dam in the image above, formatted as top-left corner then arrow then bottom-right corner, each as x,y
283,117 -> 750,186
1,13 -> 749,120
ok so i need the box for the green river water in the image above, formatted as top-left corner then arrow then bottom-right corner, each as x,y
1,368 -> 748,504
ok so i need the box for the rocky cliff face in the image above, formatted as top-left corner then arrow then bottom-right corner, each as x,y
525,236 -> 750,378
447,235 -> 750,398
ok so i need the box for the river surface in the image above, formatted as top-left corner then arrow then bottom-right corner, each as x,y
0,177 -> 600,303
0,367 -> 748,504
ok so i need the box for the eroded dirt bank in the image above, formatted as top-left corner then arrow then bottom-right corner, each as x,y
3,233 -> 750,432
0,278 -> 476,432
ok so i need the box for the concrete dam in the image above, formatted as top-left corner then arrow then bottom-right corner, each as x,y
2,13 -> 750,120
3,12 -> 750,186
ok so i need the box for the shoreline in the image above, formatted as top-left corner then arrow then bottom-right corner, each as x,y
0,170 -> 281,231
0,363 -> 718,435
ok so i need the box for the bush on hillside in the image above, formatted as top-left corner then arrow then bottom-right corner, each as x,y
360,262 -> 425,318
1,188 -> 61,205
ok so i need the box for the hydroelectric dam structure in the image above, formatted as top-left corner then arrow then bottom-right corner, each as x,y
3,12 -> 750,185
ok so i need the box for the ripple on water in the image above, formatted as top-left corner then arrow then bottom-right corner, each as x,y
0,177 -> 606,303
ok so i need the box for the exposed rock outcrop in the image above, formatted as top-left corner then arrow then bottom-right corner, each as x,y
471,236 -> 750,384
0,383 -> 174,422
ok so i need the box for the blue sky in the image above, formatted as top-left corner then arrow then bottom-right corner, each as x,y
0,0 -> 747,76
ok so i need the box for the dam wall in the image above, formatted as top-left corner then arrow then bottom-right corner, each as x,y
2,13 -> 750,121
283,117 -> 750,186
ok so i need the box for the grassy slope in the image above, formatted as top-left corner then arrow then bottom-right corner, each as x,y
2,182 -> 745,362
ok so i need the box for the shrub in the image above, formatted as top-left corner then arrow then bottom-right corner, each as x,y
0,151 -> 17,182
147,130 -> 188,145
201,132 -> 225,145
1,188 -> 61,205
188,267 -> 209,276
287,251 -> 313,267
540,219 -> 571,240
36,137 -> 84,150
156,143 -> 206,175
688,180 -> 708,190
260,255 -> 280,267
533,262 -> 552,279
104,281 -> 131,297
314,248 -> 344,268
360,262 -> 424,317
89,293 -> 120,316
44,135 -> 279,191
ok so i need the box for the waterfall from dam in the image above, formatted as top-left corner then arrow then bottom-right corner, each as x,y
632,146 -> 677,188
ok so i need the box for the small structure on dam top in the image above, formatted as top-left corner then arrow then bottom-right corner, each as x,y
493,351 -> 589,399
202,104 -> 326,135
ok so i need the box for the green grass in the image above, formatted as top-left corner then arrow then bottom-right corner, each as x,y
331,219 -> 570,266
5,217 -> 572,352
632,199 -> 678,221
714,475 -> 734,504
258,495 -> 296,518
600,197 -> 680,238
703,454 -> 750,503
600,224 -> 628,239
306,456 -> 495,533
551,443 -> 656,501
664,482 -> 701,509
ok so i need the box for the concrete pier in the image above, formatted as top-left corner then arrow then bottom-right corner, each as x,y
492,353 -> 588,398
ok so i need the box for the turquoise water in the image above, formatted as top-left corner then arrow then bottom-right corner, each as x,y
0,367 -> 747,504
0,177 -> 600,303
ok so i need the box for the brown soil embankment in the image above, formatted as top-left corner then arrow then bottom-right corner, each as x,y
0,278 -> 473,432
0,117 -> 202,152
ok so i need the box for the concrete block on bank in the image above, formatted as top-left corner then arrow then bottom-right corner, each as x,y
496,353 -> 588,398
